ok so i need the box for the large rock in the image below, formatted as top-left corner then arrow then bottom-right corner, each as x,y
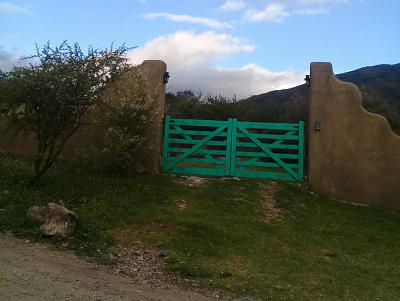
27,202 -> 78,238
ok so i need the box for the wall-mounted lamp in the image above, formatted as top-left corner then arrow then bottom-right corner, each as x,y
163,72 -> 170,84
315,121 -> 321,131
305,75 -> 310,87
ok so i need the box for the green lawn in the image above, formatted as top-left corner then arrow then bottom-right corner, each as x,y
1,153 -> 400,300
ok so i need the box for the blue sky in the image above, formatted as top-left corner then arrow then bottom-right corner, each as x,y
1,0 -> 399,98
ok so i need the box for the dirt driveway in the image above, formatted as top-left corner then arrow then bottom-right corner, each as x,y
0,234 -> 219,301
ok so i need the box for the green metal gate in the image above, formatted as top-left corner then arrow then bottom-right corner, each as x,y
162,116 -> 304,181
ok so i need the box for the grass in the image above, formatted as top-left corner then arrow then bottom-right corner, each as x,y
1,153 -> 400,300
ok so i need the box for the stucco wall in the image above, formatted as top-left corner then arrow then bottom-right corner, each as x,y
0,60 -> 167,173
137,60 -> 167,173
308,62 -> 400,212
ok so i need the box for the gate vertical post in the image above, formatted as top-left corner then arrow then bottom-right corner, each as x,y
225,118 -> 233,176
298,121 -> 304,181
230,118 -> 238,177
162,115 -> 171,173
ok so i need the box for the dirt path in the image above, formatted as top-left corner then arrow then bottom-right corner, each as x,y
0,234 -> 219,301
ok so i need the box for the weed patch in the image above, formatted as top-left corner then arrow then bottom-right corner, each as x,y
259,182 -> 287,221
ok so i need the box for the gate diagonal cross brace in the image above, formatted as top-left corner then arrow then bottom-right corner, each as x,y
272,131 -> 297,146
236,124 -> 299,180
237,130 -> 296,172
173,125 -> 224,171
166,124 -> 228,170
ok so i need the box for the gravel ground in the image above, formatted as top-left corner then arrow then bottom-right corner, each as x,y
0,233 -> 223,301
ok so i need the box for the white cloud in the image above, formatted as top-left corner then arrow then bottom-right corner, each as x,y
244,3 -> 290,23
0,48 -> 24,71
188,64 -> 305,98
293,8 -> 328,15
129,31 -> 253,68
220,1 -> 247,12
136,0 -> 149,6
0,33 -> 17,40
295,0 -> 350,4
128,31 -> 304,98
0,2 -> 28,13
239,0 -> 357,23
144,12 -> 233,30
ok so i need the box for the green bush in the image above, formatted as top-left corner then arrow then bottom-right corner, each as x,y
75,68 -> 160,173
0,41 -> 133,185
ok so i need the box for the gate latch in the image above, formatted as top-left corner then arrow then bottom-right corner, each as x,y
315,121 -> 321,136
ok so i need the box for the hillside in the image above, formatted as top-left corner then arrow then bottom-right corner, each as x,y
337,63 -> 400,107
242,63 -> 400,129
245,63 -> 400,106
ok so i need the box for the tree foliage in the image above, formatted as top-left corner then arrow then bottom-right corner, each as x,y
166,90 -> 249,121
360,85 -> 400,133
283,93 -> 309,124
76,68 -> 160,173
166,90 -> 202,119
0,41 -> 134,185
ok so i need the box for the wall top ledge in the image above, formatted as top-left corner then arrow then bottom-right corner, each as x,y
141,60 -> 167,65
310,62 -> 334,74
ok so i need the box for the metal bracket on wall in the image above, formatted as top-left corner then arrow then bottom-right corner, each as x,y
315,121 -> 321,136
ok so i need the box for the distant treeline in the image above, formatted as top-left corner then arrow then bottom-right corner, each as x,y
166,89 -> 308,123
166,85 -> 400,135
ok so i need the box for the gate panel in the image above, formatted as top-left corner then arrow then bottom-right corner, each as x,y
162,116 -> 232,177
230,119 -> 304,181
162,116 -> 304,181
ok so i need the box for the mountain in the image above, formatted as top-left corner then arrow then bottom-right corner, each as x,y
242,63 -> 400,129
337,63 -> 400,106
245,63 -> 400,107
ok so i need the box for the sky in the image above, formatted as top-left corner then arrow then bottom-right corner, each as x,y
0,0 -> 399,99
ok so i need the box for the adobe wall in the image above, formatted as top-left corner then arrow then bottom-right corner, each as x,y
137,60 -> 167,173
0,60 -> 167,173
308,62 -> 400,212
